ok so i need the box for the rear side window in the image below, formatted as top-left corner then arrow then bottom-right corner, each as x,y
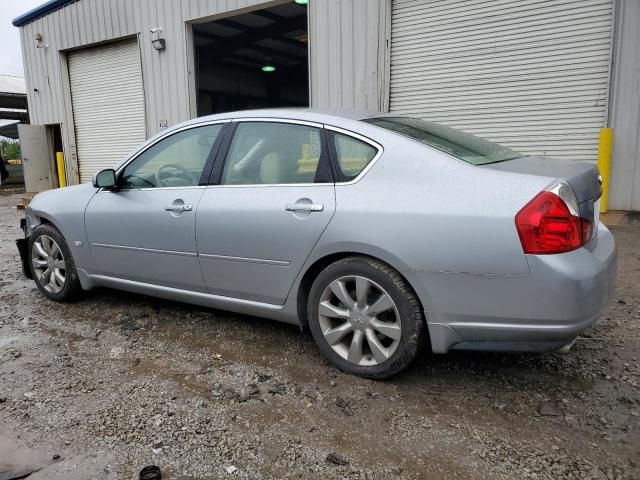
333,132 -> 378,180
222,122 -> 323,185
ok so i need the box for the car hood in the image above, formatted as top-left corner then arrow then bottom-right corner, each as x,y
27,183 -> 98,220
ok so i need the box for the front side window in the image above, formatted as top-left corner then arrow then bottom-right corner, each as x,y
121,124 -> 222,188
333,132 -> 378,180
222,122 -> 323,185
364,117 -> 521,166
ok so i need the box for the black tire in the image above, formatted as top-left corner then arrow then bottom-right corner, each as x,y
28,223 -> 83,302
307,256 -> 427,379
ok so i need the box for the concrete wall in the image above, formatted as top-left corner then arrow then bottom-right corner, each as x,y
18,0 -> 388,184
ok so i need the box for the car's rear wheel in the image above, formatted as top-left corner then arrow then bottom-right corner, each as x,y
308,256 -> 427,379
29,224 -> 82,301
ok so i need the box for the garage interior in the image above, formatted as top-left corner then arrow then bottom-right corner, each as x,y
193,1 -> 309,116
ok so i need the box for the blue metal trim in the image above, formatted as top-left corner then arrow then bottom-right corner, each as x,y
12,0 -> 78,27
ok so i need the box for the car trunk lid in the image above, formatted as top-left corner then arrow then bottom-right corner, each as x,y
482,156 -> 601,204
483,156 -> 603,245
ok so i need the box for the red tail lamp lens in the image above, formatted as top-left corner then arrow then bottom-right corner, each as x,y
516,191 -> 591,254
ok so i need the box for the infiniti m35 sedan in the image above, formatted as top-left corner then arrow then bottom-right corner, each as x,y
16,109 -> 616,378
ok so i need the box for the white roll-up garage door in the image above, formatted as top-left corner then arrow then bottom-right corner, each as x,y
389,0 -> 614,162
69,40 -> 146,183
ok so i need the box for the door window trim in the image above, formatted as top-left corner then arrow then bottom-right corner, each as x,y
207,118 -> 334,187
112,119 -> 231,191
324,125 -> 384,185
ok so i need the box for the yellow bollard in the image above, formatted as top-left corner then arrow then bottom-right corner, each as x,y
596,128 -> 612,213
56,152 -> 67,188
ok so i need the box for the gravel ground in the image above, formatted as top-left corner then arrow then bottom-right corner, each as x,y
0,190 -> 639,479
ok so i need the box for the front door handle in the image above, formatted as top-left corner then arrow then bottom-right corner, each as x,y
164,204 -> 193,212
285,203 -> 324,212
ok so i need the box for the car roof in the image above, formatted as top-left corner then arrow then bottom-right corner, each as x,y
178,108 -> 384,129
114,108 -> 401,171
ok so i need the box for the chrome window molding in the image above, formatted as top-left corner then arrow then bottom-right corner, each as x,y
104,117 -> 384,190
114,119 -> 231,177
209,118 -> 383,188
232,117 -> 324,128
324,125 -> 384,186
99,185 -> 207,193
216,117 -> 326,188
205,183 -> 331,189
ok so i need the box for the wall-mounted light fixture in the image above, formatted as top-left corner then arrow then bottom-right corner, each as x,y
150,27 -> 166,51
35,32 -> 49,49
294,0 -> 309,5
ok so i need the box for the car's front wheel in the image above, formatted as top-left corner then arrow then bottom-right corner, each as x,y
29,224 -> 82,301
307,256 -> 427,379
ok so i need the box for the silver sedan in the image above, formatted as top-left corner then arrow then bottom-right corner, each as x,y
16,109 -> 617,378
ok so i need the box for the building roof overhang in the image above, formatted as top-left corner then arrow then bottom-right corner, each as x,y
13,0 -> 78,27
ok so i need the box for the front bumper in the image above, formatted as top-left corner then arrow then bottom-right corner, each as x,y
409,223 -> 617,353
16,217 -> 32,279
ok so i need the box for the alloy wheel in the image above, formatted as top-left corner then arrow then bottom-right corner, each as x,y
31,234 -> 66,294
318,275 -> 401,366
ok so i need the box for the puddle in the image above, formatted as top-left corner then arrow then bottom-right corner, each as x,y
0,431 -> 113,480
130,358 -> 213,397
0,337 -> 19,349
0,433 -> 48,479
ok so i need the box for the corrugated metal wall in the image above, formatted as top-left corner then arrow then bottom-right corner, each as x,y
19,0 -> 388,184
608,0 -> 640,210
389,0 -> 614,164
309,0 -> 389,111
19,0 -> 278,134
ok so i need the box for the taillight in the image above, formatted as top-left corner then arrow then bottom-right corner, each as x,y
515,181 -> 592,254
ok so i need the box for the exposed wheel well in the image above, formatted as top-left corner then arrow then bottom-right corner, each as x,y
29,215 -> 53,231
296,252 -> 425,332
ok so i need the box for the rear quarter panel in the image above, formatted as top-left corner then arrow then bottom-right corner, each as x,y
310,122 -> 553,288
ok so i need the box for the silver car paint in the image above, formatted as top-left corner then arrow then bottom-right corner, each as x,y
85,187 -> 208,291
196,183 -> 336,304
25,183 -> 96,270
23,109 -> 617,354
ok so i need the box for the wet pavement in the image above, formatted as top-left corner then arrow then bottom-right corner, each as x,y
1,191 -> 639,479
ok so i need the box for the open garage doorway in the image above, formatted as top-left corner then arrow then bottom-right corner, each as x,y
193,1 -> 309,116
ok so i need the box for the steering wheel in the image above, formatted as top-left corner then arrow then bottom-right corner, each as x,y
154,163 -> 196,187
122,174 -> 155,188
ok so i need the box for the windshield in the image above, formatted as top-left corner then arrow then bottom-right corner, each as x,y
364,117 -> 522,165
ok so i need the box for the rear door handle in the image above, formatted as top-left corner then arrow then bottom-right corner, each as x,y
164,204 -> 193,212
285,203 -> 324,212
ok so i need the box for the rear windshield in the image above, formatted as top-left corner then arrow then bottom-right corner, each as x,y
364,117 -> 522,165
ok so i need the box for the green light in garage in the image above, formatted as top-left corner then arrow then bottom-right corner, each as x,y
294,0 -> 308,5
261,65 -> 276,73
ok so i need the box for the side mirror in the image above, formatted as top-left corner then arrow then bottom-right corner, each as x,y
93,169 -> 117,188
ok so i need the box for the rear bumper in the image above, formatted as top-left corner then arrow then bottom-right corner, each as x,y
409,223 -> 617,353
